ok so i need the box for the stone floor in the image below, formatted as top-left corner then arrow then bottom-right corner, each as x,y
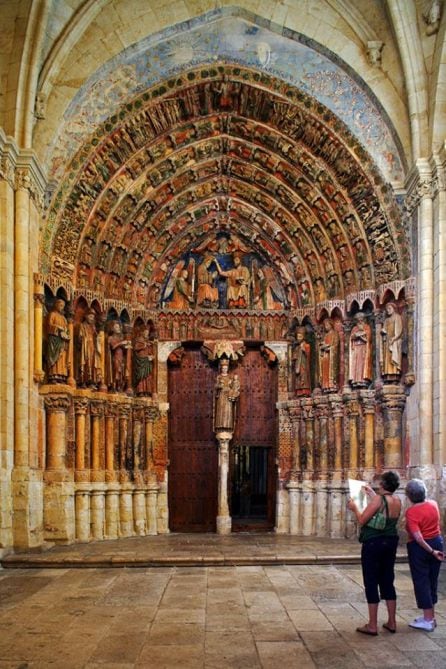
1,536 -> 446,668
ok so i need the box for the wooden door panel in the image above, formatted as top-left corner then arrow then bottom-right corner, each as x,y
168,347 -> 217,532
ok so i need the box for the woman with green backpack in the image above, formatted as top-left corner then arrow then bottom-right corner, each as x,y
348,471 -> 401,636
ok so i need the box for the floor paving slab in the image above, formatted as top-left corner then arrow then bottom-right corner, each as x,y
1,542 -> 446,668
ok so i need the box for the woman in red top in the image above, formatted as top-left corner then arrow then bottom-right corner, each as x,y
405,478 -> 444,631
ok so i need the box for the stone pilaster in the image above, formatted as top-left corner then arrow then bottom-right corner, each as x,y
11,145 -> 46,550
0,134 -> 16,552
407,162 -> 434,464
433,149 -> 446,465
33,277 -> 45,383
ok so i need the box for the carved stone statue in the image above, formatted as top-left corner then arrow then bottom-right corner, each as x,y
348,312 -> 372,387
46,298 -> 70,383
292,327 -> 311,397
319,318 -> 340,392
213,358 -> 240,432
107,321 -> 132,392
214,255 -> 251,308
132,327 -> 154,396
380,303 -> 403,378
196,255 -> 219,308
76,309 -> 101,387
169,269 -> 194,309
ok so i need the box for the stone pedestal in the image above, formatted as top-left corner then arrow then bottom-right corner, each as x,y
133,488 -> 146,535
120,484 -> 134,536
146,480 -> 159,535
75,486 -> 90,542
287,480 -> 300,535
90,486 -> 105,539
12,467 -> 44,548
43,469 -> 75,543
105,484 -> 120,539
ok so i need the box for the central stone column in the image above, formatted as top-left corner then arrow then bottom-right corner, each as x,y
215,431 -> 232,535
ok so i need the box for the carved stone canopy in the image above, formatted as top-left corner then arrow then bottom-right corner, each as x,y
201,340 -> 245,362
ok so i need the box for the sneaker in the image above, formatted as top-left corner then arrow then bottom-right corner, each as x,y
413,616 -> 437,628
409,618 -> 435,631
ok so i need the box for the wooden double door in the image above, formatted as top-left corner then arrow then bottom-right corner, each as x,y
168,344 -> 277,532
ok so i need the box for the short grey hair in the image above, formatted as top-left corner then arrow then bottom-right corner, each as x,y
405,478 -> 427,504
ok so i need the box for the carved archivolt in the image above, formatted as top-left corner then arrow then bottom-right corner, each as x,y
41,65 -> 410,317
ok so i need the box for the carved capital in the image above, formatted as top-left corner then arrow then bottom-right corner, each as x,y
144,406 -> 160,422
367,40 -> 384,67
44,395 -> 71,413
133,404 -> 145,422
288,406 -> 302,421
118,405 -> 131,420
302,406 -> 314,421
15,166 -> 44,209
105,403 -> 118,419
0,154 -> 15,188
378,387 -> 406,413
73,398 -> 89,415
359,390 -> 375,414
418,176 -> 434,200
90,400 -> 104,417
33,293 -> 45,306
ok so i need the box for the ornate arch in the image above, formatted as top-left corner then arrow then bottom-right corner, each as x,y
42,65 -> 411,322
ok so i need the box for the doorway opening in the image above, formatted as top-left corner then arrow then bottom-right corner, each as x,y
231,444 -> 274,531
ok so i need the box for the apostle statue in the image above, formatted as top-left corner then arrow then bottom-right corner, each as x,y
348,312 -> 372,387
46,298 -> 70,383
319,318 -> 340,392
196,255 -> 219,308
291,327 -> 311,397
213,358 -> 241,433
107,321 -> 132,392
76,309 -> 101,387
132,327 -> 155,396
169,269 -> 194,309
214,255 -> 251,308
380,302 -> 403,379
